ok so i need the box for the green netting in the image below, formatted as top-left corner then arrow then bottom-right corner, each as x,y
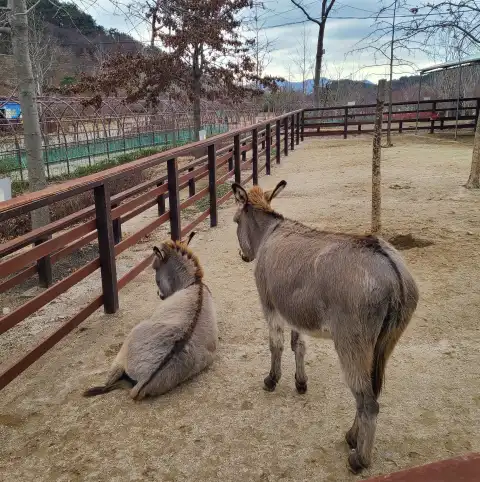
0,124 -> 227,173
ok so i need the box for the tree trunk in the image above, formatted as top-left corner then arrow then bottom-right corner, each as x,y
465,114 -> 480,189
372,79 -> 386,234
9,0 -> 50,230
192,75 -> 201,142
313,21 -> 325,108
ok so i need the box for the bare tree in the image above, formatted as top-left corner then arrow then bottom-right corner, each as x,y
290,0 -> 336,107
28,12 -> 61,96
7,0 -> 50,231
350,0 -> 416,147
395,1 -> 480,188
466,113 -> 480,188
290,24 -> 314,95
246,3 -> 277,86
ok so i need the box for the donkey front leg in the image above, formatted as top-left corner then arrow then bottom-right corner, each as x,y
291,330 -> 308,394
264,313 -> 284,392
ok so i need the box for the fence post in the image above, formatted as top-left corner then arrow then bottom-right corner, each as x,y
276,119 -> 281,163
188,166 -> 195,197
157,180 -> 166,216
35,238 -> 53,288
167,158 -> 181,241
430,101 -> 437,134
344,107 -> 348,139
252,128 -> 259,185
399,121 -> 403,134
111,203 -> 122,244
266,122 -> 271,175
208,144 -> 218,227
284,117 -> 289,156
296,113 -> 300,145
94,183 -> 119,314
301,110 -> 305,141
290,114 -> 295,150
234,134 -> 241,184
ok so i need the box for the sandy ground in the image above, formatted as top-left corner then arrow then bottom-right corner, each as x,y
1,134 -> 479,481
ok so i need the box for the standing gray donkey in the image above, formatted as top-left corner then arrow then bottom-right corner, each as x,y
83,232 -> 218,401
231,181 -> 419,473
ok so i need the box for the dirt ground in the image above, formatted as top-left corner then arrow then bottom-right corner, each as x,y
1,134 -> 479,481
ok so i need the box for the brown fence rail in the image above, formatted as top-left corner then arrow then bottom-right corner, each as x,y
303,97 -> 480,138
1,95 -> 478,391
0,109 -> 302,391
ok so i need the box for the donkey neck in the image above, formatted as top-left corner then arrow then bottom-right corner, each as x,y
166,255 -> 199,292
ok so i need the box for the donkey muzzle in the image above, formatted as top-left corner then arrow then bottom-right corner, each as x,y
239,249 -> 253,263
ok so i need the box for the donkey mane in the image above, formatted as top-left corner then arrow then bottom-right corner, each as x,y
163,240 -> 204,281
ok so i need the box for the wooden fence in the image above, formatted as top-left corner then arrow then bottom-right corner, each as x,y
0,109 -> 303,390
1,95 -> 479,391
303,96 -> 480,138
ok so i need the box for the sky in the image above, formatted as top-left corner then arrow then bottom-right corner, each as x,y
74,0 -> 441,83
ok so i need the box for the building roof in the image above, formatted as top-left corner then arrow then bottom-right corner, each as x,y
419,57 -> 480,74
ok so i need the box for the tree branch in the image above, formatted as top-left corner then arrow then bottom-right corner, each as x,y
290,0 -> 321,26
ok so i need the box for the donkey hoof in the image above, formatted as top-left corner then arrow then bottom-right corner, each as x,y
345,430 -> 357,449
347,450 -> 367,474
295,380 -> 307,394
263,375 -> 277,392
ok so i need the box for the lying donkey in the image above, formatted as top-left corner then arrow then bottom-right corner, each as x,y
83,232 -> 218,401
231,181 -> 419,473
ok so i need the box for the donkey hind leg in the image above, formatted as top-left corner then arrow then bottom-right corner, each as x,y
264,312 -> 284,392
336,340 -> 378,474
348,390 -> 379,474
291,330 -> 307,394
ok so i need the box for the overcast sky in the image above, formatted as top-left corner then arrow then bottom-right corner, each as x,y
76,0 -> 439,83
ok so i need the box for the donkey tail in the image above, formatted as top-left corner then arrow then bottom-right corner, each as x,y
83,366 -> 134,398
369,237 -> 412,398
371,301 -> 403,398
83,381 -> 125,397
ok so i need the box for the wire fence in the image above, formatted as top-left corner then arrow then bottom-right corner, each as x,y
0,96 -> 260,181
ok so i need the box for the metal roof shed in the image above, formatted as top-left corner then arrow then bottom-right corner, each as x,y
415,57 -> 480,139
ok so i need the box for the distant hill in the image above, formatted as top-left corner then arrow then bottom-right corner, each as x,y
0,0 -> 142,95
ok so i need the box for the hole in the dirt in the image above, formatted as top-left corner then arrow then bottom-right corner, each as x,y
388,233 -> 434,251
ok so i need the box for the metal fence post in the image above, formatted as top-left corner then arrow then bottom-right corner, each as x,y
94,183 -> 119,314
344,107 -> 348,139
167,158 -> 181,241
284,117 -> 289,156
234,134 -> 241,184
252,128 -> 258,185
276,119 -> 281,164
266,122 -> 271,175
208,144 -> 218,227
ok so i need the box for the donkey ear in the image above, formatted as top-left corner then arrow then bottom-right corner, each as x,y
265,180 -> 287,202
232,183 -> 248,205
186,231 -> 196,245
153,246 -> 165,260
152,246 -> 165,269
